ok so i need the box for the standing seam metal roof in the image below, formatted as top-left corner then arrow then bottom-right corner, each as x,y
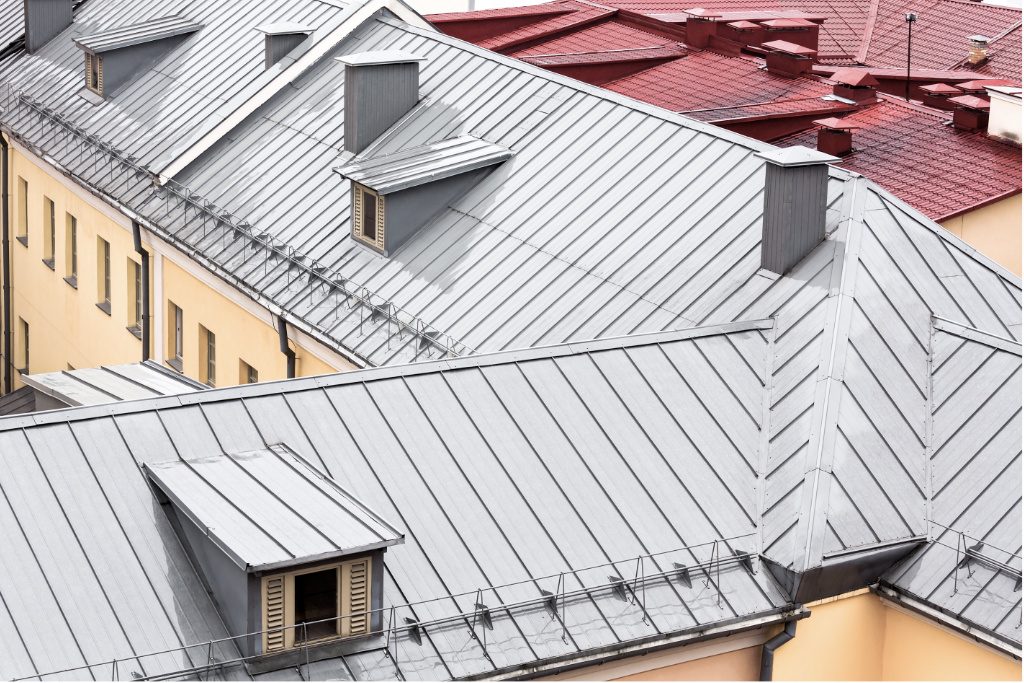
74,15 -> 204,53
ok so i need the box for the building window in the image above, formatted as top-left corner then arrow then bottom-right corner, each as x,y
65,214 -> 78,287
127,259 -> 142,336
199,325 -> 216,387
17,318 -> 28,374
85,53 -> 103,96
96,237 -> 111,314
240,360 -> 258,384
261,557 -> 371,654
16,177 -> 27,246
42,197 -> 55,269
352,184 -> 384,250
167,301 -> 183,371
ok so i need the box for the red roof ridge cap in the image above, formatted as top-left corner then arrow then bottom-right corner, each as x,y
875,92 -> 958,120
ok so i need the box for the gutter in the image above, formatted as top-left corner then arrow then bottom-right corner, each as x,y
131,221 -> 150,361
1,133 -> 10,393
759,619 -> 797,680
278,316 -> 296,379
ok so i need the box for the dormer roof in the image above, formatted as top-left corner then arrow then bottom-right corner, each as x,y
335,136 -> 512,195
74,15 -> 202,54
144,443 -> 403,572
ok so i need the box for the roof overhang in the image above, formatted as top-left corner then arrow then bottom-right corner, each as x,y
74,15 -> 203,54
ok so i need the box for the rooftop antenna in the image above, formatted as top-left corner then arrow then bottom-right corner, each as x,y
904,12 -> 918,101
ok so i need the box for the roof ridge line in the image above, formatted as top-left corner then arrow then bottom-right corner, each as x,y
0,320 -> 775,433
855,0 -> 881,64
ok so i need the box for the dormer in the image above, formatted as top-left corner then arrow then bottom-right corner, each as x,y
74,15 -> 203,98
336,136 -> 512,256
144,443 -> 403,658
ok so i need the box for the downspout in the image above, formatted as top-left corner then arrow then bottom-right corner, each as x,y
131,221 -> 150,361
759,619 -> 797,681
1,133 -> 11,393
277,315 -> 295,379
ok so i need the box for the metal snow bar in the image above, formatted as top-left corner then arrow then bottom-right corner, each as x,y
15,535 -> 759,681
0,85 -> 471,364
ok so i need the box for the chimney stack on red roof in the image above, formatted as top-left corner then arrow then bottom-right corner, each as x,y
921,82 -> 963,110
763,40 -> 816,77
967,35 -> 990,66
760,17 -> 819,52
684,8 -> 721,48
948,94 -> 991,131
719,19 -> 764,46
830,68 -> 879,104
813,117 -> 858,156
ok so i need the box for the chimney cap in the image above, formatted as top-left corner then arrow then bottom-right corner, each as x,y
684,7 -> 722,18
967,34 -> 991,45
948,94 -> 991,110
336,50 -> 427,67
921,82 -> 961,94
762,39 -> 816,56
956,78 -> 1014,92
760,18 -> 816,28
813,117 -> 860,130
831,68 -> 879,87
756,145 -> 839,167
727,20 -> 760,29
255,21 -> 314,35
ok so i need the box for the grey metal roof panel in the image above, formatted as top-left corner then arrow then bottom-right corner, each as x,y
74,15 -> 203,53
0,324 -> 789,681
255,21 -> 314,35
0,385 -> 34,415
20,362 -> 203,407
336,49 -> 426,66
335,136 -> 513,194
144,443 -> 404,571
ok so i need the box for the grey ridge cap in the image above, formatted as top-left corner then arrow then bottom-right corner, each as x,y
755,145 -> 840,167
74,15 -> 203,54
255,21 -> 315,35
0,320 -> 774,433
335,49 -> 427,66
336,135 -> 513,194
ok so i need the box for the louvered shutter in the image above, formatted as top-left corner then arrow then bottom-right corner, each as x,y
263,576 -> 286,653
374,194 -> 385,251
342,557 -> 371,637
352,185 -> 363,241
85,54 -> 93,90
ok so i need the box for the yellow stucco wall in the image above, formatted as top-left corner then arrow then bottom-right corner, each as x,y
940,194 -> 1022,276
774,590 -> 1021,681
614,645 -> 761,680
5,142 -> 352,391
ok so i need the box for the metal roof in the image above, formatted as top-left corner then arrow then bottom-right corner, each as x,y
335,136 -> 513,195
74,15 -> 203,54
0,323 -> 791,680
144,443 -> 404,571
20,361 -> 204,407
335,49 -> 427,66
255,21 -> 314,35
0,385 -> 34,415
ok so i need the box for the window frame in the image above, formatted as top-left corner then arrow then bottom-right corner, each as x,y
96,236 -> 111,314
17,318 -> 28,375
85,52 -> 104,96
167,301 -> 184,372
64,213 -> 78,287
127,258 -> 142,337
240,360 -> 258,385
16,177 -> 27,246
199,324 -> 216,387
351,183 -> 385,251
42,197 -> 55,269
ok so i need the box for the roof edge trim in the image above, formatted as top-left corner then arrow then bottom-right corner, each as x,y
933,316 -> 1023,355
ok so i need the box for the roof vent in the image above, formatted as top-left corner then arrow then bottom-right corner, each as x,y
74,15 -> 202,97
830,68 -> 878,104
763,40 -> 816,77
921,82 -> 962,110
967,35 -> 990,65
144,444 -> 403,657
813,117 -> 858,156
338,51 -> 426,155
759,17 -> 819,52
949,94 -> 991,131
336,136 -> 513,256
255,22 -> 312,69
755,146 -> 838,275
24,0 -> 72,53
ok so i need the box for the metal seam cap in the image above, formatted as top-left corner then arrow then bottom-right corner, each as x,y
74,15 -> 203,54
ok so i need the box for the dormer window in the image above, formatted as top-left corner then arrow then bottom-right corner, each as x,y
74,15 -> 202,98
336,136 -> 512,256
143,443 -> 403,658
353,183 -> 384,250
85,53 -> 103,95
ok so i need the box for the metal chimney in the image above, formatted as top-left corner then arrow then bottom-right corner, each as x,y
755,146 -> 838,275
255,22 -> 312,69
24,0 -> 73,53
337,51 -> 426,155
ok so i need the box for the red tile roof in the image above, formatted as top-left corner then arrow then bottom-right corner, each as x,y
831,67 -> 879,86
948,94 -> 991,110
763,39 -> 817,55
814,116 -> 860,129
777,96 -> 1021,220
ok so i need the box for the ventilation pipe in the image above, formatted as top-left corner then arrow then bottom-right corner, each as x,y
684,9 -> 721,48
755,146 -> 838,275
830,68 -> 878,104
24,0 -> 72,53
338,51 -> 426,155
949,95 -> 991,131
967,35 -> 990,65
131,221 -> 150,362
277,316 -> 295,379
255,22 -> 312,69
759,620 -> 797,680
763,40 -> 816,77
920,82 -> 961,110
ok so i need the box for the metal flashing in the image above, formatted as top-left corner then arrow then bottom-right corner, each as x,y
74,15 -> 203,54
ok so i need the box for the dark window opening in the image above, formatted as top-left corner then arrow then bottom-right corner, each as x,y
294,569 -> 338,642
361,190 -> 377,241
